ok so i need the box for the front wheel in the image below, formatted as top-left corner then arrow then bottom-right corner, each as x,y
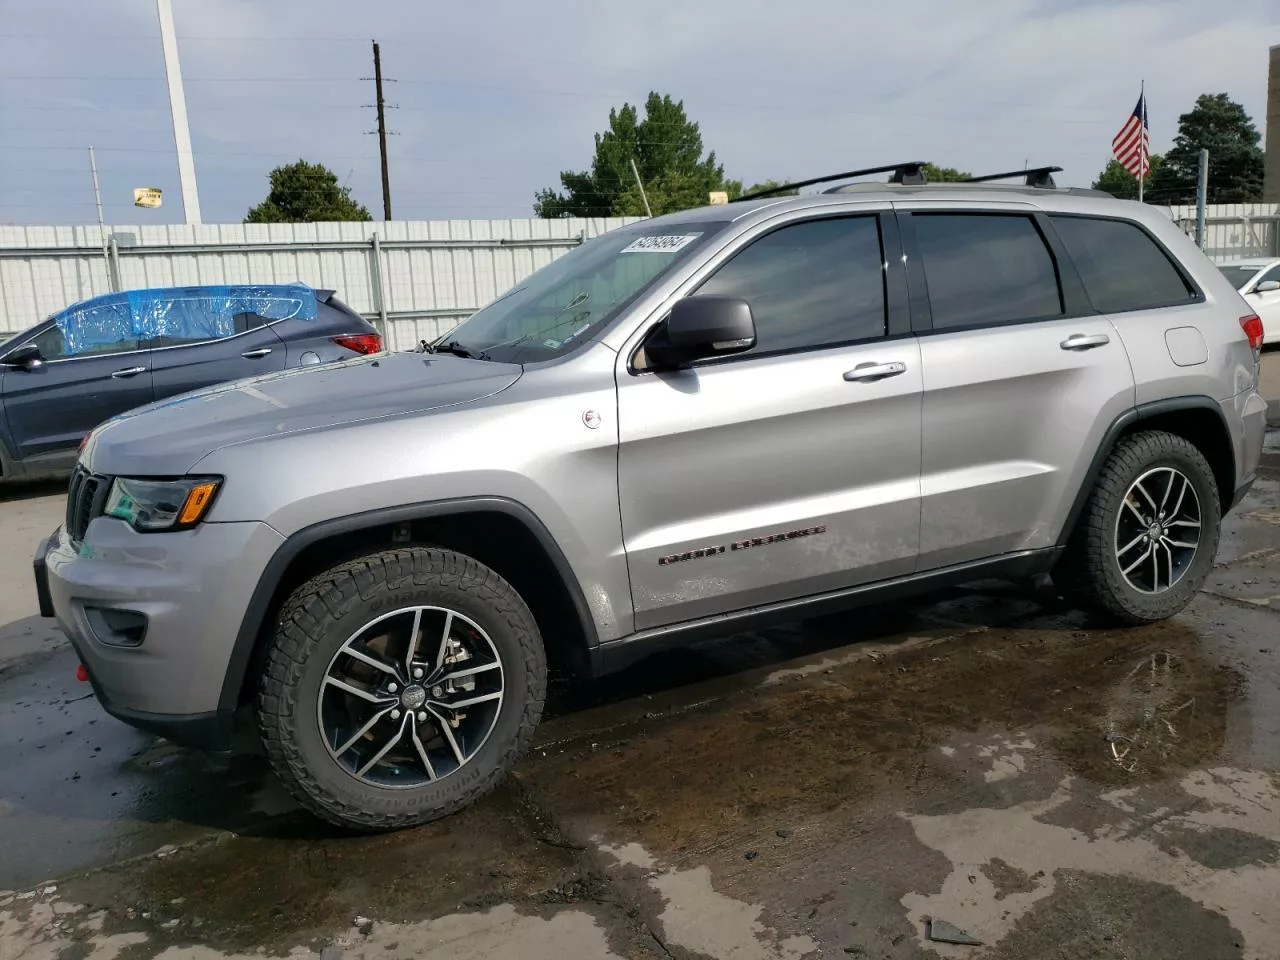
257,547 -> 546,831
1055,430 -> 1221,625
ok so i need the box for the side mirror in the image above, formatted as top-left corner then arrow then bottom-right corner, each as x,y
1254,280 -> 1280,294
644,296 -> 756,371
2,343 -> 43,370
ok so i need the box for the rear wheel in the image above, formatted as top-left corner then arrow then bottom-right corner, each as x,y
1055,430 -> 1221,625
257,547 -> 545,831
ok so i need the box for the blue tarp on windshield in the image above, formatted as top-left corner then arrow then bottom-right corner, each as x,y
55,283 -> 318,355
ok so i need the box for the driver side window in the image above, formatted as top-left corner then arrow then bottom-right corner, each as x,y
29,324 -> 71,361
694,215 -> 888,357
35,298 -> 142,360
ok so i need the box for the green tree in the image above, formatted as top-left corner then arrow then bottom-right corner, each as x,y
1091,155 -> 1166,200
245,160 -> 371,223
921,163 -> 971,182
1147,94 -> 1264,204
535,93 -> 737,218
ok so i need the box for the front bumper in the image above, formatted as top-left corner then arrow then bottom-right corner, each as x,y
37,517 -> 285,752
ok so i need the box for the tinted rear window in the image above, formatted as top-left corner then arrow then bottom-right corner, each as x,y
912,214 -> 1063,330
1050,216 -> 1196,314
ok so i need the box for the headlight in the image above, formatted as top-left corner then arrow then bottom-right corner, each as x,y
104,477 -> 222,532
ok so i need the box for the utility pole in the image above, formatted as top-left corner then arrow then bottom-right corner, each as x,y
88,146 -> 111,286
372,41 -> 392,221
629,157 -> 652,218
156,0 -> 201,224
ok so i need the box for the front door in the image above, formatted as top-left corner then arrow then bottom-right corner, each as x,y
617,212 -> 923,630
1,321 -> 153,468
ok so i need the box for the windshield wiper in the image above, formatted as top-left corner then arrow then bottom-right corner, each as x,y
431,340 -> 480,359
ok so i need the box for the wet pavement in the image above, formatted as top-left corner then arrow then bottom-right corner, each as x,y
1,435 -> 1279,959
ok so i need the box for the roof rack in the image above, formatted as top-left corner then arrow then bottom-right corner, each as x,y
963,166 -> 1063,189
733,161 -> 929,201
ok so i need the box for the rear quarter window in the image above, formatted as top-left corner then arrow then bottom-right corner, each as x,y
1050,215 -> 1197,314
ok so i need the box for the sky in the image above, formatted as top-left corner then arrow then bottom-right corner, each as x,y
0,0 -> 1276,226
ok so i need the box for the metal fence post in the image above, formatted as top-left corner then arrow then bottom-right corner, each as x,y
107,235 -> 122,292
369,230 -> 388,338
1195,149 -> 1209,252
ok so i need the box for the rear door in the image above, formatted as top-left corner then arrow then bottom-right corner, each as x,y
617,209 -> 923,629
149,311 -> 287,401
1,319 -> 152,467
896,202 -> 1136,571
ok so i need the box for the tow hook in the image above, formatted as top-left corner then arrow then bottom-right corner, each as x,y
76,663 -> 89,682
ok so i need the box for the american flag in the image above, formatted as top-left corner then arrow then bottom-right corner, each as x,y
1112,92 -> 1150,178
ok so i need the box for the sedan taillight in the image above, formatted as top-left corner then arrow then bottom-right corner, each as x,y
332,333 -> 383,355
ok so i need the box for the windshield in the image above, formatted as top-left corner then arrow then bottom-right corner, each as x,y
1217,265 -> 1263,290
438,221 -> 728,363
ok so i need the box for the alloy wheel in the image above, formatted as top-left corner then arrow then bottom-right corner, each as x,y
316,606 -> 504,788
1113,466 -> 1202,595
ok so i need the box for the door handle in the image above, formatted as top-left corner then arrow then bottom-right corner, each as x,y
241,347 -> 273,359
1059,333 -> 1110,351
843,361 -> 907,382
110,366 -> 146,379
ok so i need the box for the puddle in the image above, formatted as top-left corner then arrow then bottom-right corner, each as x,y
901,765 -> 1280,957
524,610 -> 1241,860
1101,652 -> 1237,777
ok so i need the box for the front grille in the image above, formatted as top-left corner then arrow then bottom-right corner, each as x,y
66,466 -> 111,542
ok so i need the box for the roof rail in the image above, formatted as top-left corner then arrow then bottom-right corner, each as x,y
733,161 -> 929,201
964,166 -> 1064,189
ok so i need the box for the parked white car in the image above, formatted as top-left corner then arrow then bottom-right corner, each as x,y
1218,258 -> 1280,345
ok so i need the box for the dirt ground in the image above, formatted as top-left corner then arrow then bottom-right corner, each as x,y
2,365 -> 1279,959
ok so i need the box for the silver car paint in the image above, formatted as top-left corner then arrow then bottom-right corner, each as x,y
172,344 -> 633,640
44,519 -> 284,715
86,351 -> 524,475
49,185 -> 1268,727
618,337 -> 924,629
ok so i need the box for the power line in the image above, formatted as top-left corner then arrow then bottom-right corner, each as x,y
0,31 -> 1189,115
0,72 -> 1121,125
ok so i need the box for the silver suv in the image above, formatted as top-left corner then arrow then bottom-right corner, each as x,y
34,163 -> 1270,831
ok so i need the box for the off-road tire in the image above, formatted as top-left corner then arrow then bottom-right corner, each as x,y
1055,430 -> 1221,625
257,547 -> 546,831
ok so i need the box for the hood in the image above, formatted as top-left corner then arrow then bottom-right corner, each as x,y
85,352 -> 522,476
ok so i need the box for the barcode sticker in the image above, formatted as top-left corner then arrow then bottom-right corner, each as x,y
621,234 -> 701,254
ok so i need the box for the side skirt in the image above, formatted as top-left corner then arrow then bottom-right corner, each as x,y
590,547 -> 1062,676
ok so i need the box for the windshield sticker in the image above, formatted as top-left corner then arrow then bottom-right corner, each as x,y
621,234 -> 701,254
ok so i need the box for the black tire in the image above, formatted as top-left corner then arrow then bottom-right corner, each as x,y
257,547 -> 546,831
1055,430 -> 1221,625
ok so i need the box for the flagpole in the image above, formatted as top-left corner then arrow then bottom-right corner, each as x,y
1138,79 -> 1146,203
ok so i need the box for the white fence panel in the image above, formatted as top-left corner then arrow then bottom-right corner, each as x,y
1169,203 -> 1280,262
0,217 -> 642,351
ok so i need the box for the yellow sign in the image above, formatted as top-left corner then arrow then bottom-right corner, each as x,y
708,191 -> 729,205
133,187 -> 163,209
